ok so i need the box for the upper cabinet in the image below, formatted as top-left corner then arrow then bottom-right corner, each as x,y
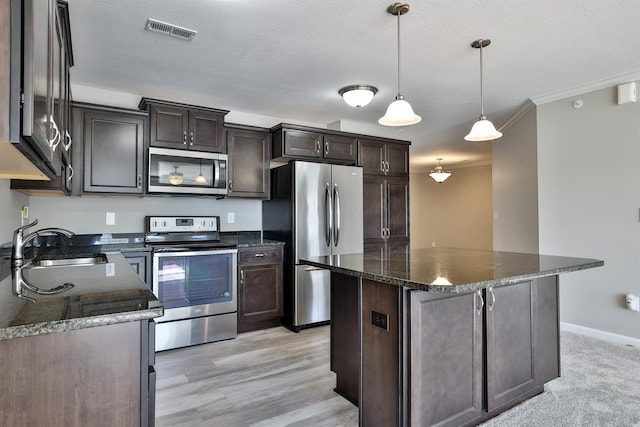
139,98 -> 229,153
7,0 -> 74,179
271,125 -> 357,164
73,103 -> 147,195
357,139 -> 410,177
226,125 -> 271,199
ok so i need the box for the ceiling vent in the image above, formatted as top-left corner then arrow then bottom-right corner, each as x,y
145,18 -> 197,41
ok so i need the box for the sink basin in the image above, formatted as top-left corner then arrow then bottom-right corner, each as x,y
29,253 -> 108,268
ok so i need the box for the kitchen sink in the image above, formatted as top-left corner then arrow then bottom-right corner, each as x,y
28,253 -> 108,268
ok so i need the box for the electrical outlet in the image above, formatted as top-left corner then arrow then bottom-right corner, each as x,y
626,294 -> 639,312
227,212 -> 235,224
21,206 -> 29,220
106,212 -> 116,226
371,310 -> 389,331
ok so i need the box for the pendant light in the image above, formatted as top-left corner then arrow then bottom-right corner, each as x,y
464,38 -> 503,141
429,158 -> 451,183
339,85 -> 378,107
378,3 -> 421,127
194,159 -> 208,185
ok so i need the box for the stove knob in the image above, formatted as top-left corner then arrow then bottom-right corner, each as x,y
201,220 -> 206,227
162,221 -> 167,227
153,221 -> 157,228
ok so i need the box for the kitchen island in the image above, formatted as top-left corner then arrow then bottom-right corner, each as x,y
301,247 -> 603,427
0,246 -> 163,427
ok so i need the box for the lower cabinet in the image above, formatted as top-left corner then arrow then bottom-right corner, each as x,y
237,245 -> 283,333
409,277 -> 558,426
123,251 -> 152,286
0,320 -> 156,427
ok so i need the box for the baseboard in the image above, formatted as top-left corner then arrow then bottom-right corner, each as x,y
560,322 -> 640,348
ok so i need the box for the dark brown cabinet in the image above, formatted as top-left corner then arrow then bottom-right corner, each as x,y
363,175 -> 409,244
271,125 -> 356,163
357,139 -> 409,177
237,245 -> 283,332
407,278 -> 556,426
226,125 -> 271,199
123,251 -> 151,286
73,104 -> 147,195
140,98 -> 229,153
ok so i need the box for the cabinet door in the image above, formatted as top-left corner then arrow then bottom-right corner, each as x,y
386,177 -> 410,242
238,263 -> 283,323
323,134 -> 356,162
357,139 -> 385,175
149,104 -> 189,149
385,143 -> 409,176
227,129 -> 270,199
83,110 -> 145,194
189,109 -> 225,153
124,252 -> 151,285
283,129 -> 323,159
486,281 -> 537,412
363,175 -> 386,243
410,290 -> 484,427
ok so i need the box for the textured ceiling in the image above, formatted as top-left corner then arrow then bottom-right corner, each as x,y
66,0 -> 640,172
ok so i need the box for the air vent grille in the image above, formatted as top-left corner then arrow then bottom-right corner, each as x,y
145,18 -> 197,41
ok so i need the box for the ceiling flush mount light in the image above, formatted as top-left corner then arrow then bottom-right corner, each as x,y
378,3 -> 421,127
429,158 -> 452,183
339,85 -> 378,107
464,39 -> 503,142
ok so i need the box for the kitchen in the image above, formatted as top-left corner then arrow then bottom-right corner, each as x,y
1,0 -> 639,426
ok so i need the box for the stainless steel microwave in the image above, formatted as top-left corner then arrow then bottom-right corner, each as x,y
148,147 -> 228,195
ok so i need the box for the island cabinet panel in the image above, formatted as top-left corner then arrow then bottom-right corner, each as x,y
226,126 -> 271,199
409,291 -> 484,427
533,276 -> 560,385
0,322 -> 142,427
485,281 -> 538,412
361,279 -> 401,427
330,272 -> 360,405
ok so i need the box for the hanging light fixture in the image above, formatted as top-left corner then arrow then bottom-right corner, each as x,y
378,3 -> 421,126
339,85 -> 378,107
429,158 -> 451,183
169,165 -> 183,185
464,38 -> 503,141
194,159 -> 208,185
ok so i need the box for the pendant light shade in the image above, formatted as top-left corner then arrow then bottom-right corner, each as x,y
379,3 -> 421,127
429,158 -> 451,183
339,85 -> 378,108
464,39 -> 503,142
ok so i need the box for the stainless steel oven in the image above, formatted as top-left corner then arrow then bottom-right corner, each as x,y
145,216 -> 237,351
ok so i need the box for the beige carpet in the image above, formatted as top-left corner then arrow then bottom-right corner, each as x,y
481,331 -> 640,426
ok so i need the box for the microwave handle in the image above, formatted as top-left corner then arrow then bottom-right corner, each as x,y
214,159 -> 220,188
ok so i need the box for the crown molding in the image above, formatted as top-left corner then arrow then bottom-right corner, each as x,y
530,70 -> 640,106
498,99 -> 536,134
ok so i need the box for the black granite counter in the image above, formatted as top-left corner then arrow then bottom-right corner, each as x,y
0,246 -> 162,341
220,231 -> 285,248
300,247 -> 603,293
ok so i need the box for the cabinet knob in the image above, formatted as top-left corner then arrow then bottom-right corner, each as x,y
189,131 -> 194,145
475,290 -> 484,315
315,139 -> 321,153
183,131 -> 187,145
68,164 -> 74,182
324,141 -> 329,155
488,287 -> 496,311
138,175 -> 142,189
254,253 -> 265,258
229,180 -> 233,191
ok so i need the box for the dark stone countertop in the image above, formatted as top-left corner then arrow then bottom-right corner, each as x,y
0,235 -> 162,341
300,247 -> 603,293
220,231 -> 285,248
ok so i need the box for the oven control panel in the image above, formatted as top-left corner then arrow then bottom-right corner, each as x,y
146,216 -> 220,233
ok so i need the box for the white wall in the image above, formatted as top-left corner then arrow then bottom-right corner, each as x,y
492,106 -> 539,253
24,195 -> 262,235
410,165 -> 492,250
536,83 -> 640,340
0,179 -> 29,243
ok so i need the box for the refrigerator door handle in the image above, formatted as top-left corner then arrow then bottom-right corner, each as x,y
325,183 -> 332,247
333,184 -> 340,246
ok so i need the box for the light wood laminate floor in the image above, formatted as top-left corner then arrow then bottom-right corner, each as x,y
155,326 -> 358,427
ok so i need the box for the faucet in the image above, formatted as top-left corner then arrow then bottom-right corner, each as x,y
11,219 -> 75,267
10,219 -> 76,303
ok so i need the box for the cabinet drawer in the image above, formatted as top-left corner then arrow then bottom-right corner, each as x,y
238,246 -> 283,265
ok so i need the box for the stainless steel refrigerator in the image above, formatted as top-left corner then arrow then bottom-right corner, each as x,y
263,161 -> 363,330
